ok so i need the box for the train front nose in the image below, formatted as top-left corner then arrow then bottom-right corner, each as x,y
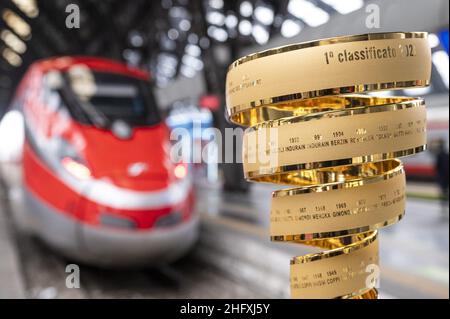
79,213 -> 200,268
26,160 -> 199,267
72,174 -> 199,267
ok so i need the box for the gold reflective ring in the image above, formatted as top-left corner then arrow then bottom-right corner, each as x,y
226,32 -> 431,299
270,160 -> 406,241
229,32 -> 428,69
266,160 -> 404,299
243,97 -> 427,178
290,231 -> 379,299
226,32 -> 431,127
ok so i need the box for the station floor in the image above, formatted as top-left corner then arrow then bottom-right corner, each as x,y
0,164 -> 448,299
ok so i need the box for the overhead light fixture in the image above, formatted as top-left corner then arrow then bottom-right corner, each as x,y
428,33 -> 440,49
169,6 -> 190,19
321,0 -> 363,14
2,47 -> 22,66
206,11 -> 226,26
281,19 -> 302,38
156,52 -> 178,79
182,54 -> 204,71
1,29 -> 27,54
252,24 -> 269,45
287,0 -> 330,27
238,20 -> 252,36
432,50 -> 449,89
167,28 -> 179,40
254,5 -> 274,25
180,65 -> 196,78
11,0 -> 39,18
2,9 -> 32,39
179,19 -> 191,32
199,36 -> 211,49
225,14 -> 238,29
122,49 -> 141,66
239,1 -> 253,18
209,0 -> 224,9
207,26 -> 228,42
128,31 -> 144,47
187,33 -> 199,44
185,44 -> 201,57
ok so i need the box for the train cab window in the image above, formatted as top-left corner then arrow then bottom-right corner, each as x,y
42,81 -> 62,113
45,66 -> 161,129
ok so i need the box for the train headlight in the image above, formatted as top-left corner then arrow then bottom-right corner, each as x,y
61,156 -> 92,180
174,163 -> 187,179
55,137 -> 91,180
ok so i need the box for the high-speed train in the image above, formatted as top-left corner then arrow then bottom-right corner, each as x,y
0,57 -> 199,267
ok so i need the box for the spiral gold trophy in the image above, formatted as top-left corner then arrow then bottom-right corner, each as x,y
225,32 -> 431,299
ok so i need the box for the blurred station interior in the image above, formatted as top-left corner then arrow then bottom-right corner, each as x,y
0,0 -> 448,299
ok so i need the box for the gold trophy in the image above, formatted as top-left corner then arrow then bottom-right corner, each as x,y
225,32 -> 431,299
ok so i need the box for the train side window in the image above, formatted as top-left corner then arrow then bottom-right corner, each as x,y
47,89 -> 62,112
43,71 -> 64,112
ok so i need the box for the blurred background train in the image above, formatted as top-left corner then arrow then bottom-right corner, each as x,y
0,57 -> 200,267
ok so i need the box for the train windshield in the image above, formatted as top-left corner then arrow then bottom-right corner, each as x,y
55,66 -> 161,128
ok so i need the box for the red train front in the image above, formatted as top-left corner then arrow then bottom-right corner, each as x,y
13,57 -> 198,267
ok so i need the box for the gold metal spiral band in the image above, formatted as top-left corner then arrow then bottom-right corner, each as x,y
226,32 -> 431,126
270,160 -> 405,241
243,97 -> 427,177
225,32 -> 431,299
274,161 -> 403,299
291,231 -> 379,299
228,32 -> 428,70
230,95 -> 425,127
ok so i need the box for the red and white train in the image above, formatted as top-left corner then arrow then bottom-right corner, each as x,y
0,57 -> 199,267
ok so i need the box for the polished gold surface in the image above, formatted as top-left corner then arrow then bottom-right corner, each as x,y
225,32 -> 431,299
229,32 -> 428,69
226,32 -> 431,127
270,160 -> 406,241
231,95 -> 423,126
243,97 -> 427,177
268,161 -> 404,298
290,231 -> 379,299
